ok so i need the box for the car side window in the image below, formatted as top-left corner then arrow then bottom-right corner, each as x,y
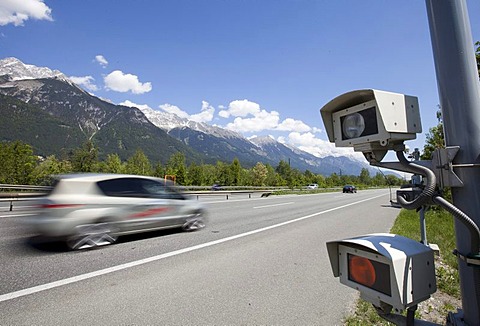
140,179 -> 185,200
97,178 -> 145,197
97,178 -> 185,199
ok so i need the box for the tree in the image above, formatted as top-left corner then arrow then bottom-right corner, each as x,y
303,170 -> 316,184
202,164 -> 217,186
252,162 -> 268,186
125,149 -> 152,176
314,174 -> 326,188
0,141 -> 37,184
372,172 -> 386,187
275,160 -> 291,181
359,168 -> 371,185
421,107 -> 445,160
475,41 -> 479,78
326,173 -> 340,187
264,164 -> 279,186
421,124 -> 445,160
187,162 -> 204,186
152,162 -> 165,178
103,153 -> 124,174
166,152 -> 187,185
32,155 -> 72,185
340,174 -> 354,186
229,158 -> 242,186
288,168 -> 304,188
71,140 -> 98,172
214,161 -> 229,185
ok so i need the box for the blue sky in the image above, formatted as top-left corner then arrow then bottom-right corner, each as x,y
1,0 -> 479,161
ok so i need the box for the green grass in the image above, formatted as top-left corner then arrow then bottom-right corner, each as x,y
344,300 -> 394,326
390,208 -> 458,270
344,207 -> 460,325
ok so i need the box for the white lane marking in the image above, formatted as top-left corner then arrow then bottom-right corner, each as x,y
1,213 -> 34,218
204,197 -> 270,204
0,193 -> 387,303
253,202 -> 294,209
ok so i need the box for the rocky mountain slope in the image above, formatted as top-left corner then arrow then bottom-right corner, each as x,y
0,57 -> 375,175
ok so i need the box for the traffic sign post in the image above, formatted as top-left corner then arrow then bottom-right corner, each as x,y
426,1 -> 480,324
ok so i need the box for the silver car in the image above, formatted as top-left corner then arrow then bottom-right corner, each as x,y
29,173 -> 206,250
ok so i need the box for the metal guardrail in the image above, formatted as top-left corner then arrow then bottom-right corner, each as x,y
0,184 -> 52,191
0,184 -> 51,211
186,189 -> 275,200
0,185 -> 282,212
0,184 -> 345,212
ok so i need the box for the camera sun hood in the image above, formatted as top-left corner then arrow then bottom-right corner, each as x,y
320,89 -> 422,163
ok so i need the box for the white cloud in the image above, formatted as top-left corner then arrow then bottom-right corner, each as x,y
104,70 -> 152,94
0,0 -> 52,26
276,118 -> 311,132
159,103 -> 190,119
284,131 -> 364,160
218,99 -> 319,135
226,109 -> 280,132
95,55 -> 108,67
219,99 -> 261,118
189,101 -> 215,123
69,75 -> 98,92
218,110 -> 230,119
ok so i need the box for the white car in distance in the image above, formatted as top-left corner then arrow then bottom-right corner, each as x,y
306,184 -> 319,189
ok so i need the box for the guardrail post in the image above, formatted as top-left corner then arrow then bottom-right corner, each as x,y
9,200 -> 13,211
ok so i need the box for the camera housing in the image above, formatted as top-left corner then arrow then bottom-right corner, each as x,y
326,233 -> 436,313
320,89 -> 422,162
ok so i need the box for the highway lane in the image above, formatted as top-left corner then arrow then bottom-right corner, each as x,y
0,189 -> 400,324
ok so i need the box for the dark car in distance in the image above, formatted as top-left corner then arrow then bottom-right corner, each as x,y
343,185 -> 357,193
211,184 -> 223,191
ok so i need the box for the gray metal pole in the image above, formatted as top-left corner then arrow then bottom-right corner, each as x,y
420,206 -> 428,246
426,1 -> 480,324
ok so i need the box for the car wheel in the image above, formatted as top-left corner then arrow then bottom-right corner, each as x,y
182,215 -> 206,232
67,222 -> 118,250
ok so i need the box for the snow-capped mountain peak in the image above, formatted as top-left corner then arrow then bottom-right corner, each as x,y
132,104 -> 244,139
133,104 -> 188,131
249,135 -> 278,147
0,57 -> 69,82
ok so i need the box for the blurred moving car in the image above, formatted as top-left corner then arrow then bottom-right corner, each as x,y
307,183 -> 318,189
343,185 -> 357,193
28,174 -> 206,250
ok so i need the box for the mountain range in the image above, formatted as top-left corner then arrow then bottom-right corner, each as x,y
0,57 -> 376,175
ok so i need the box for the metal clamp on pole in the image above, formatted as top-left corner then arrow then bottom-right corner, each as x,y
432,146 -> 463,188
453,249 -> 480,267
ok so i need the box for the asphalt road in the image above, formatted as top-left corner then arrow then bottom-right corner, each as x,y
0,189 -> 400,325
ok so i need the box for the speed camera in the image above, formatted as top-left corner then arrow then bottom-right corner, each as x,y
326,233 -> 436,313
320,89 -> 422,162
